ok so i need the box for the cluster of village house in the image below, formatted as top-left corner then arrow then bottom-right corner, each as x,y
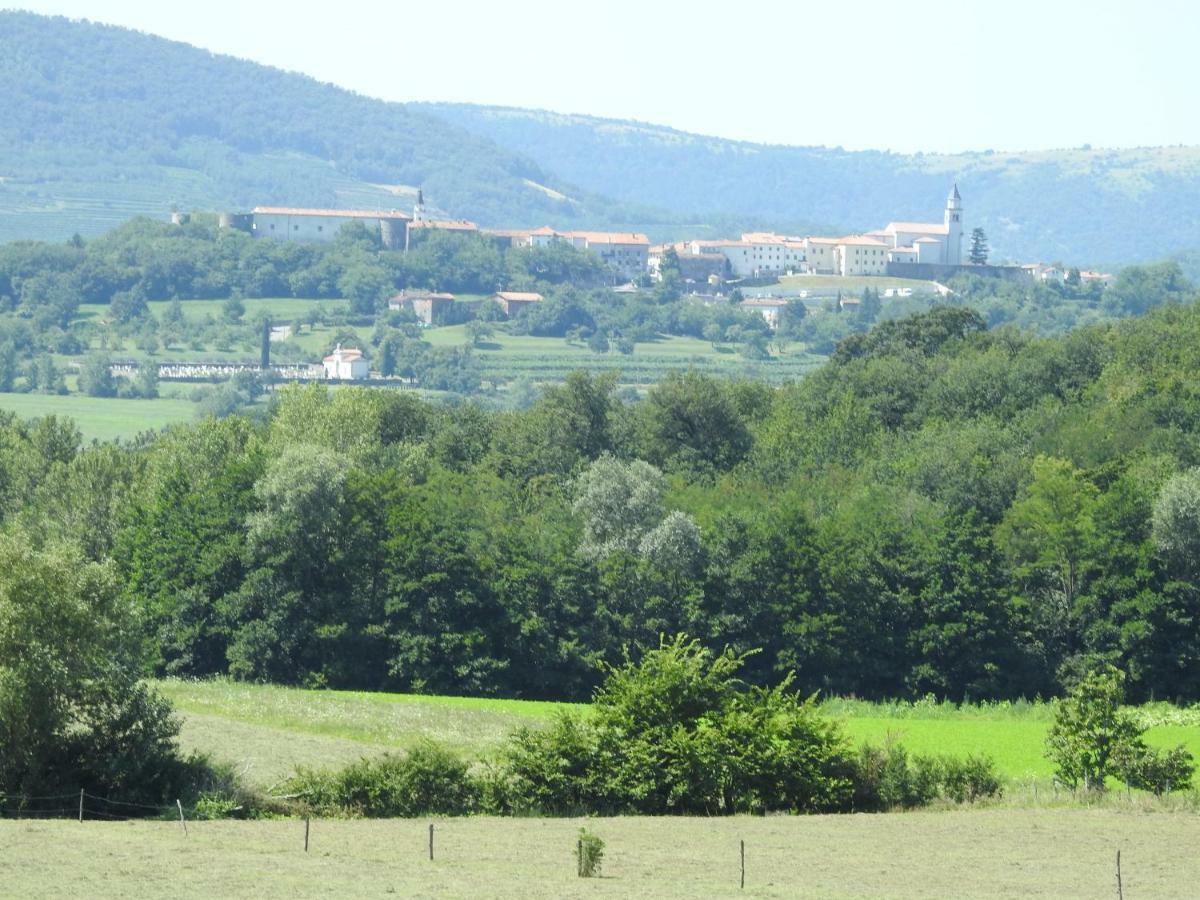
215,186 -> 1112,379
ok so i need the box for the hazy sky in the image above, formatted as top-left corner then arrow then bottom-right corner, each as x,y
9,0 -> 1197,153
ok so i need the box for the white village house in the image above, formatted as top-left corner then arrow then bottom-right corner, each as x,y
323,344 -> 369,380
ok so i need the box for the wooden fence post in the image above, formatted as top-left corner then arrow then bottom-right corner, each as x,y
429,823 -> 434,860
304,816 -> 310,853
176,799 -> 188,836
740,839 -> 745,889
1116,849 -> 1123,900
78,789 -> 84,823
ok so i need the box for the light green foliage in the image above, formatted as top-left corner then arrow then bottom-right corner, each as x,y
997,455 -> 1099,613
1152,468 -> 1200,567
1046,667 -> 1194,792
289,743 -> 478,817
572,455 -> 665,559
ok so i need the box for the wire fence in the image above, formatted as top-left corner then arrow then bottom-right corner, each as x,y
0,790 -> 203,821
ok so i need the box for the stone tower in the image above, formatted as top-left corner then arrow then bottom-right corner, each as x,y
944,183 -> 963,265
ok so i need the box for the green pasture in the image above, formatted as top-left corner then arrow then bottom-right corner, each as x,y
157,679 -> 576,784
6,810 -> 1200,898
0,392 -> 197,441
76,297 -> 346,325
158,680 -> 1200,790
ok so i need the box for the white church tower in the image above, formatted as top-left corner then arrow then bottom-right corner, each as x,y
944,183 -> 963,265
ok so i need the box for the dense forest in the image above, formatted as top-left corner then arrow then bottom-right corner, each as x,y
6,299 -> 1200,704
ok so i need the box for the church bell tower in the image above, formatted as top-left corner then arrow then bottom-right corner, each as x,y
944,183 -> 963,265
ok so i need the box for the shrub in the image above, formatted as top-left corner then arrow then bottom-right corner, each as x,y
1118,744 -> 1195,796
503,636 -> 856,816
289,742 -> 479,817
852,742 -> 1001,810
576,827 -> 604,877
1046,666 -> 1194,793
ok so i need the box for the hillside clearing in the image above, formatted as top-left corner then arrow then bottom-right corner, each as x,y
4,811 -> 1198,898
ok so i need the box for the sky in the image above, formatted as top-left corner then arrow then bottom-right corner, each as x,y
7,0 -> 1198,153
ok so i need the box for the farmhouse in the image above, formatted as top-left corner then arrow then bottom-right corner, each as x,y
739,297 -> 792,328
389,290 -> 457,326
243,207 -> 410,250
492,291 -> 544,316
323,345 -> 369,380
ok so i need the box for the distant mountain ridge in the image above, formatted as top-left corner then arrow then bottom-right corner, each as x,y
3,11 -> 1199,266
420,103 -> 1200,264
0,11 -> 677,242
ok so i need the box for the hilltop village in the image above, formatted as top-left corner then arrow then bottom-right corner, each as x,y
210,186 -> 1115,378
222,186 -> 1108,287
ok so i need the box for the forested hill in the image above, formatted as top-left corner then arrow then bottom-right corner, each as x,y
421,103 -> 1200,265
8,298 -> 1200,705
0,12 -> 670,242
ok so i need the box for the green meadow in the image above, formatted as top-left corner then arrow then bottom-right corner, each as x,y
157,680 -> 1200,791
0,392 -> 198,441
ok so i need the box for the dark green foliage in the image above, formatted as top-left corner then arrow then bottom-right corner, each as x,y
968,227 -> 989,265
0,537 -> 193,807
289,743 -> 478,817
576,828 -> 605,877
852,744 -> 1002,810
504,636 -> 857,815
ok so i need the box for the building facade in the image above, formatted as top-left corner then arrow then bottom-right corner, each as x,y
247,207 -> 410,250
323,345 -> 369,380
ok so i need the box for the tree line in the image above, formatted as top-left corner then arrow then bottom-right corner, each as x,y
4,302 -> 1200,703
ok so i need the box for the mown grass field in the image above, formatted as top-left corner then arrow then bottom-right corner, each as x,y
0,392 -> 197,441
158,680 -> 1200,790
4,810 -> 1198,898
158,680 -> 574,784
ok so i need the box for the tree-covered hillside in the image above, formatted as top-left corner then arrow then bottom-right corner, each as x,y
0,12 -> 669,242
6,297 -> 1200,705
422,104 -> 1200,264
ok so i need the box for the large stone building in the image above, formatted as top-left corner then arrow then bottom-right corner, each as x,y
241,207 -> 411,250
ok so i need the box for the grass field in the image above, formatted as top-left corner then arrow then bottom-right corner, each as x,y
4,810 -> 1198,898
157,680 -> 1200,791
423,325 -> 824,385
158,680 -> 574,784
0,392 -> 197,441
76,297 -> 348,325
